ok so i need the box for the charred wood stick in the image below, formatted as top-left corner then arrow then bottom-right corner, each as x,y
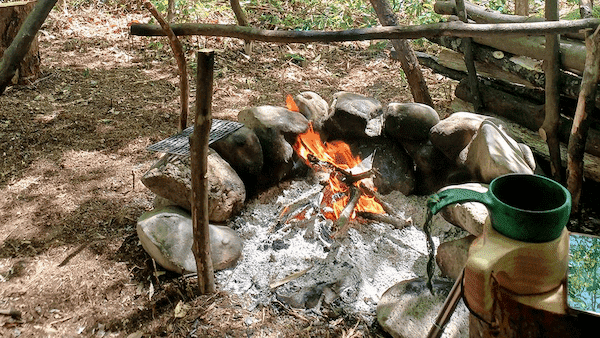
332,186 -> 361,238
568,26 -> 600,213
143,1 -> 189,132
358,182 -> 400,217
338,167 -> 376,185
356,211 -> 412,230
130,19 -> 600,41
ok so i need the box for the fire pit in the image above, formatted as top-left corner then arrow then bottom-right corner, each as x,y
138,90 -> 539,335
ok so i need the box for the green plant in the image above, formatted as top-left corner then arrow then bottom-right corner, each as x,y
403,0 -> 443,25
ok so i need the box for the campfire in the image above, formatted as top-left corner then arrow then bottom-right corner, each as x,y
284,95 -> 410,236
293,123 -> 384,221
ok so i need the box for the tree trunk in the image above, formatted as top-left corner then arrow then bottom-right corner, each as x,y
515,0 -> 529,16
568,2 -> 600,213
0,0 -> 42,89
190,50 -> 216,294
541,0 -> 562,181
455,0 -> 482,111
368,0 -> 434,107
429,36 -> 600,109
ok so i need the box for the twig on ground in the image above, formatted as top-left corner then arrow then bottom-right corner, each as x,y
356,211 -> 412,229
0,308 -> 21,318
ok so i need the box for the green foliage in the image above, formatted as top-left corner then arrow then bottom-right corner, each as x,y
568,234 -> 600,313
403,0 -> 443,25
561,6 -> 600,20
246,0 -> 379,30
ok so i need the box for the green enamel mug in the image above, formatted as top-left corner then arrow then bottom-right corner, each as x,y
427,174 -> 571,243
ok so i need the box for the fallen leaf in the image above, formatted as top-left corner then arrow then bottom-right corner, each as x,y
173,300 -> 189,318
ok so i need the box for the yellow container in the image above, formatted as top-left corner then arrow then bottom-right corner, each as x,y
463,218 -> 569,322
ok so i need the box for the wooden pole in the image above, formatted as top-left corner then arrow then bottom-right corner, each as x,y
455,0 -> 482,111
190,50 -> 216,294
143,1 -> 189,132
129,19 -> 600,42
368,0 -> 434,107
540,0 -> 562,182
229,0 -> 252,54
515,0 -> 529,16
568,2 -> 600,213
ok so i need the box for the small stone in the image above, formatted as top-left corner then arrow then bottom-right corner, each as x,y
211,126 -> 264,179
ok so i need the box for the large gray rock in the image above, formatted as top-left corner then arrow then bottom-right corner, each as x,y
238,105 -> 309,164
377,278 -> 469,338
403,140 -> 469,195
239,105 -> 309,185
322,92 -> 382,140
211,126 -> 263,182
137,206 -> 243,273
351,138 -> 416,195
294,91 -> 329,123
383,102 -> 440,142
436,235 -> 477,280
141,151 -> 246,222
438,183 -> 489,236
462,120 -> 535,182
430,112 -> 508,161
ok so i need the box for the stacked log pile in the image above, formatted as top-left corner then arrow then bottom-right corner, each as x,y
416,1 -> 600,186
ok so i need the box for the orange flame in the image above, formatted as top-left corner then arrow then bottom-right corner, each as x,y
286,94 -> 300,112
294,124 -> 384,220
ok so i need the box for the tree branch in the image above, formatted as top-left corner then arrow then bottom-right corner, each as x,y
143,1 -> 189,131
130,18 -> 600,42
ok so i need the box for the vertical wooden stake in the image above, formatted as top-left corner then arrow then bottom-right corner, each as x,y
455,0 -> 482,112
567,0 -> 600,213
190,50 -> 215,294
541,0 -> 562,182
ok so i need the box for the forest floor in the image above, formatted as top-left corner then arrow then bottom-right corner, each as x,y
1,4 -> 598,338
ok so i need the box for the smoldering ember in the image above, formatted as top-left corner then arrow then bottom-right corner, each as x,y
137,90 -> 540,337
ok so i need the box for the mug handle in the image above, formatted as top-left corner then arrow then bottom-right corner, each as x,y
427,188 -> 493,215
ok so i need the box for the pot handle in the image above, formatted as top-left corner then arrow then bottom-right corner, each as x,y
427,188 -> 493,215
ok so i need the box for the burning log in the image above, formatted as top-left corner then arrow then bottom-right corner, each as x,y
358,182 -> 412,225
332,186 -> 362,238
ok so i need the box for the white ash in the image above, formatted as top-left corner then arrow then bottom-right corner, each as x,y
215,178 -> 465,322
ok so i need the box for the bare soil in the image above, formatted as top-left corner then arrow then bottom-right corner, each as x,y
2,4 -> 597,338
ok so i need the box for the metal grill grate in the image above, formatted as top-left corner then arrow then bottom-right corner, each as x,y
146,119 -> 244,156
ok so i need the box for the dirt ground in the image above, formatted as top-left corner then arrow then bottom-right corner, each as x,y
1,4 -> 598,338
